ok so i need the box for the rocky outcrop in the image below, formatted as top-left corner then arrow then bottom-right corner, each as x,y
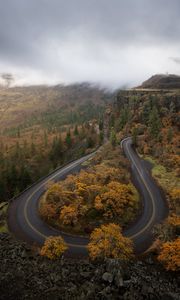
0,234 -> 179,300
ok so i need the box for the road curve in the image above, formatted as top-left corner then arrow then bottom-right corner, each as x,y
8,138 -> 168,257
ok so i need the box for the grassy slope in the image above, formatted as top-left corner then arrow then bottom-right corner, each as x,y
144,156 -> 180,192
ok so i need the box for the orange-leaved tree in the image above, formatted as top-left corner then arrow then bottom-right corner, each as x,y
87,223 -> 134,260
40,236 -> 68,259
60,203 -> 88,226
170,188 -> 180,203
168,214 -> 180,227
59,205 -> 78,226
40,203 -> 57,221
45,183 -> 75,206
169,188 -> 180,214
94,181 -> 136,219
157,237 -> 180,271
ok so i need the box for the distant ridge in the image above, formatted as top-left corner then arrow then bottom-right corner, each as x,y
138,74 -> 180,89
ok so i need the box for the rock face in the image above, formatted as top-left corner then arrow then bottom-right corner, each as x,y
0,234 -> 179,300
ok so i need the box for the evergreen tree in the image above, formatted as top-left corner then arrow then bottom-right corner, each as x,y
44,130 -> 48,147
148,106 -> 161,138
110,128 -> 117,147
99,131 -> 104,145
17,127 -> 20,138
99,119 -> 104,131
132,127 -> 138,146
167,127 -> 173,143
31,142 -> 36,155
142,102 -> 151,125
86,136 -> 95,148
74,125 -> 79,136
49,135 -> 63,164
19,165 -> 32,190
109,114 -> 115,128
65,130 -> 72,148
119,107 -> 129,130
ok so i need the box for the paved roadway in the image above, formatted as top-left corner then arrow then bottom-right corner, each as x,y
8,138 -> 168,257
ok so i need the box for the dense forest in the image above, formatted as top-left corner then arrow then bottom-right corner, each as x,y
0,84 -> 113,202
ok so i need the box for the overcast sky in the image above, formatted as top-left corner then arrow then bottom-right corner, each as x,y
0,0 -> 180,88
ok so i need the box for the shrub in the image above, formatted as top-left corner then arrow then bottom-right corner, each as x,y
40,236 -> 68,259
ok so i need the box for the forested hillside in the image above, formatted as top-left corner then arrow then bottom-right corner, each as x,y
0,84 -> 113,202
109,89 -> 180,210
111,89 -> 179,174
107,89 -> 180,270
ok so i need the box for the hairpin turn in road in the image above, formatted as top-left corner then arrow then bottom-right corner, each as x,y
8,137 -> 168,257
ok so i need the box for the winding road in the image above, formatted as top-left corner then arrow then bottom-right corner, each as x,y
8,138 -> 168,257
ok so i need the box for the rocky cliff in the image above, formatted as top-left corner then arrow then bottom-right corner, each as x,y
0,234 -> 179,300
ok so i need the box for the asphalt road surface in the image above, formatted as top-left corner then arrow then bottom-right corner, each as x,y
8,138 -> 168,257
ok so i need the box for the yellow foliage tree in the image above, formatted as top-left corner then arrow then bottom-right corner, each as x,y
170,188 -> 180,214
94,165 -> 122,184
60,205 -> 78,226
40,203 -> 57,221
87,223 -> 134,260
60,203 -> 88,226
78,170 -> 96,185
170,188 -> 180,202
46,183 -> 63,204
40,236 -> 68,259
157,238 -> 180,271
45,183 -> 76,207
168,214 -> 180,227
94,181 -> 136,219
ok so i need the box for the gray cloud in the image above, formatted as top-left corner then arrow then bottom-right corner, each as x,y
170,57 -> 180,64
0,0 -> 180,88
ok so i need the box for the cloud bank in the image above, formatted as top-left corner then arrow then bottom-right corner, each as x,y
0,0 -> 180,88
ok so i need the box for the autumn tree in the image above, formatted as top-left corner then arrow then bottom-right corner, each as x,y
40,236 -> 68,259
170,188 -> 180,202
170,188 -> 180,214
95,181 -> 138,221
93,165 -> 122,185
87,223 -> 134,260
157,238 -> 180,271
45,183 -> 64,204
60,205 -> 78,226
60,203 -> 88,226
45,183 -> 74,207
40,203 -> 57,221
